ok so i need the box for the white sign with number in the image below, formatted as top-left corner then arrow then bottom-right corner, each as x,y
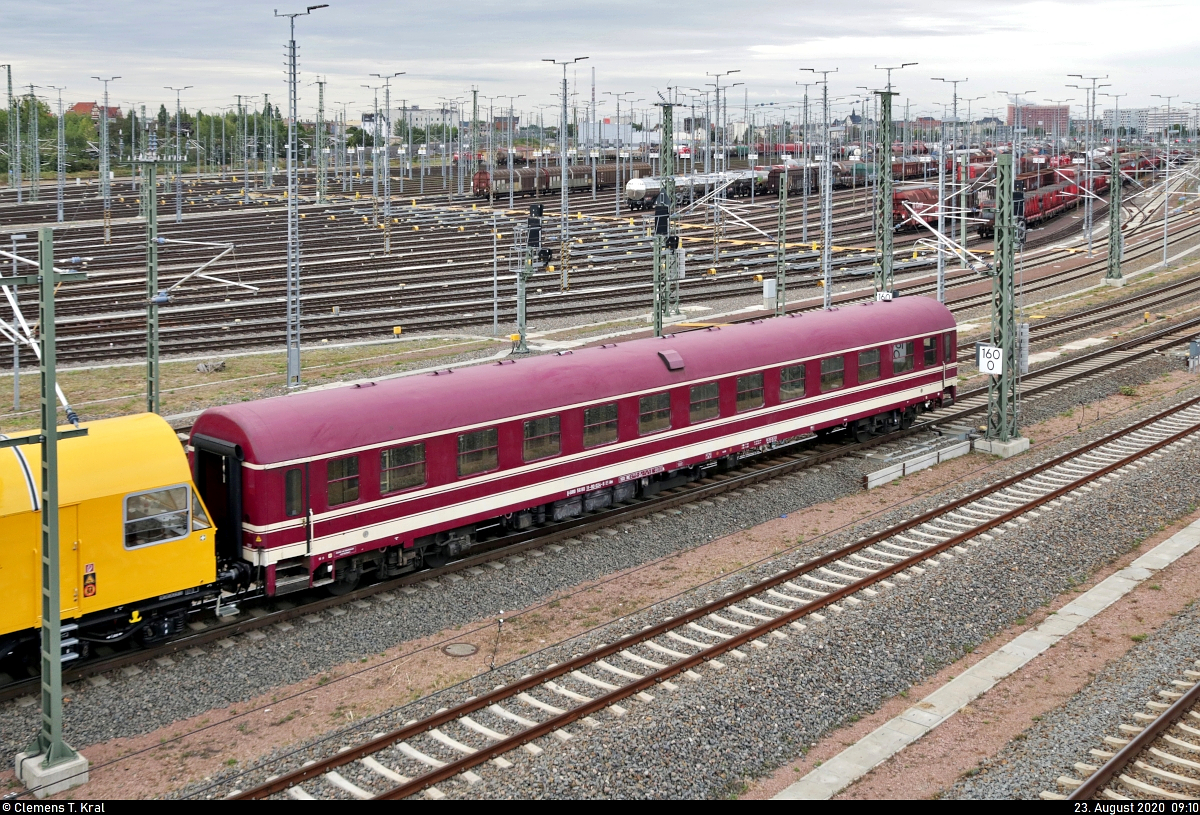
977,343 -> 1004,376
748,152 -> 759,161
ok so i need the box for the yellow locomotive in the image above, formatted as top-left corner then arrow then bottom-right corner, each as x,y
0,413 -> 223,663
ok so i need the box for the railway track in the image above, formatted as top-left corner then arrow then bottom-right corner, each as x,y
5,303 -> 1198,708
1048,662 -> 1200,800
202,395 -> 1200,801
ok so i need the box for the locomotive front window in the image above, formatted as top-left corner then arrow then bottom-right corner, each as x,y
124,485 -> 191,548
858,349 -> 881,383
327,456 -> 360,506
638,392 -> 672,435
583,403 -> 619,448
923,337 -> 937,366
458,428 -> 499,476
689,382 -> 720,423
523,416 -> 561,462
736,373 -> 764,412
381,443 -> 426,493
780,364 -> 806,401
894,341 -> 915,374
192,489 -> 212,530
820,356 -> 845,392
285,468 -> 303,516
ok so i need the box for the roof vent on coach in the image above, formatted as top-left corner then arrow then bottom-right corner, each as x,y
658,349 -> 684,371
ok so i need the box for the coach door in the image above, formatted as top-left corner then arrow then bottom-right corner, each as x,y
192,434 -> 244,564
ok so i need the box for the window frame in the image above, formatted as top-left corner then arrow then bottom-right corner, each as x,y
638,392 -> 672,436
583,403 -> 619,449
894,340 -> 915,374
923,336 -> 937,366
123,483 -> 192,549
284,468 -> 303,517
380,442 -> 427,494
522,415 -> 562,462
735,372 -> 765,412
326,455 -> 361,506
857,348 -> 881,383
688,382 -> 721,424
779,364 -> 806,402
943,332 -> 954,361
457,427 -> 500,478
820,355 -> 845,392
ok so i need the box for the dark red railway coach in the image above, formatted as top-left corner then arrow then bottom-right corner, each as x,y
189,298 -> 958,596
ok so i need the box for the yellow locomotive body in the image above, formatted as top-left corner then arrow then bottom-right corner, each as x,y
0,413 -> 218,658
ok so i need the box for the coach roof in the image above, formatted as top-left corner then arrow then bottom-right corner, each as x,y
190,296 -> 954,466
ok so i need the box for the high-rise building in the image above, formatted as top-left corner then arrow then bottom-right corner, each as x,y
1006,104 -> 1070,135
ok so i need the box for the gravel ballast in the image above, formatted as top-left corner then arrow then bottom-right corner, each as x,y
160,376 -> 1200,800
944,601 -> 1200,800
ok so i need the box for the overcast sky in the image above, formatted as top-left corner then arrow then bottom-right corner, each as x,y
5,0 -> 1198,123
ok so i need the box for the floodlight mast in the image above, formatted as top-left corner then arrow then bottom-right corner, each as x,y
1069,74 -> 1109,256
92,76 -> 120,244
543,56 -> 587,291
1151,92 -> 1177,265
371,71 -> 404,252
801,67 -> 837,309
165,86 -> 192,224
47,86 -> 66,222
275,3 -> 328,389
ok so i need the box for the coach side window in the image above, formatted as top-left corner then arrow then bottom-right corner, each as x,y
780,364 -> 806,401
523,416 -> 561,462
736,373 -> 764,411
285,468 -> 303,516
689,382 -> 720,423
583,403 -> 619,448
820,356 -> 844,392
381,443 -> 426,493
923,337 -> 937,366
639,392 -> 672,435
858,349 -> 881,383
327,456 -> 360,506
944,332 -> 954,362
457,428 -> 499,477
894,341 -> 915,374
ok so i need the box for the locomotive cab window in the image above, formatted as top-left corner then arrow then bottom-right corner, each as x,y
458,428 -> 499,476
524,416 -> 561,462
327,456 -> 360,506
736,373 -> 764,412
639,392 -> 672,435
583,403 -> 619,448
284,468 -> 303,516
923,336 -> 937,366
381,443 -> 426,493
780,364 -> 806,401
192,490 -> 212,531
820,356 -> 845,392
689,382 -> 720,423
124,485 -> 191,548
858,349 -> 881,383
894,341 -> 915,374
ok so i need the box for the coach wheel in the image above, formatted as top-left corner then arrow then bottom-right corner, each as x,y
853,420 -> 874,444
327,567 -> 361,596
900,408 -> 916,430
422,547 -> 451,569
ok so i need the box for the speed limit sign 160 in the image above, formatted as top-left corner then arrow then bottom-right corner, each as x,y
977,343 -> 1004,375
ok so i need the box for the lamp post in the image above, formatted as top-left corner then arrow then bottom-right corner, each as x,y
274,2 -> 328,389
802,67 -> 837,308
46,86 -> 66,223
372,72 -> 404,251
164,86 -> 192,224
91,76 -> 120,243
933,77 -> 967,266
603,91 -> 634,216
543,57 -> 588,290
1152,93 -> 1177,266
1069,74 -> 1109,256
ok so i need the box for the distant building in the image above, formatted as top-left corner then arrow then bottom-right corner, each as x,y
1006,104 -> 1069,135
1103,107 -> 1190,136
69,102 -> 122,121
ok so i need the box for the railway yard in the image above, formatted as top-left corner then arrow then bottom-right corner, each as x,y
4,16 -> 1200,801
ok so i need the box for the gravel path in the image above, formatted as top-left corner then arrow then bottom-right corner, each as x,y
167,374 -> 1200,800
943,600 -> 1200,800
